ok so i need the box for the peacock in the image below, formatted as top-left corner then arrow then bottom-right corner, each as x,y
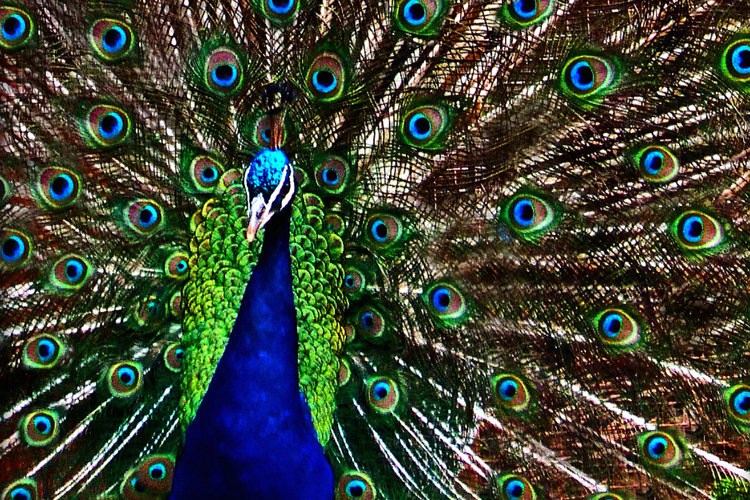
1,0 -> 750,498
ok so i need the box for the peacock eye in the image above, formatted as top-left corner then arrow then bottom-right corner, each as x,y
395,0 -> 444,36
163,343 -> 185,373
51,255 -> 91,290
639,430 -> 683,469
367,377 -> 399,413
165,251 -> 190,280
37,167 -> 81,207
337,472 -> 376,500
401,105 -> 450,149
2,479 -> 37,500
107,361 -> 143,397
306,52 -> 346,102
1,231 -> 31,267
20,410 -> 59,447
366,214 -> 404,249
721,38 -> 750,83
24,334 -> 65,369
121,455 -> 175,497
315,155 -> 351,194
125,200 -> 164,235
634,145 -> 679,182
85,105 -> 131,147
89,19 -> 134,61
262,0 -> 298,22
338,358 -> 352,386
343,266 -> 366,295
503,193 -> 556,238
593,308 -> 641,347
204,48 -> 244,95
252,114 -> 286,148
424,282 -> 468,325
499,474 -> 535,500
0,7 -> 33,49
189,155 -> 224,192
503,0 -> 553,27
493,374 -> 532,412
672,210 -> 723,251
561,55 -> 615,99
355,306 -> 386,341
725,384 -> 750,426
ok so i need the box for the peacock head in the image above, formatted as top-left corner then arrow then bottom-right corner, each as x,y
243,148 -> 295,242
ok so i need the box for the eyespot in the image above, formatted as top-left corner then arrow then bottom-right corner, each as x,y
49,254 -> 91,291
367,377 -> 399,413
639,430 -> 683,469
365,214 -> 404,249
401,105 -> 450,149
424,282 -> 467,325
133,295 -> 165,327
343,266 -> 366,296
338,358 -> 351,386
188,155 -> 224,193
1,231 -> 31,267
23,334 -> 66,369
725,384 -> 750,426
634,145 -> 679,182
561,55 -> 616,99
593,308 -> 641,347
36,167 -> 81,208
85,105 -> 131,147
124,200 -> 164,236
169,291 -> 183,319
672,210 -> 723,251
502,0 -> 553,27
163,343 -> 184,373
0,7 -> 33,49
306,52 -> 346,102
252,114 -> 286,148
503,193 -> 556,237
121,455 -> 175,500
315,155 -> 351,194
1,479 -> 37,500
164,251 -> 189,280
261,0 -> 299,22
89,19 -> 134,61
107,361 -> 143,397
395,0 -> 444,36
355,306 -> 386,341
721,38 -> 750,83
493,374 -> 531,412
20,409 -> 59,447
498,474 -> 536,500
336,472 -> 376,500
204,48 -> 244,95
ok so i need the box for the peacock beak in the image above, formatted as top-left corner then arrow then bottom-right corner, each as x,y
245,161 -> 295,243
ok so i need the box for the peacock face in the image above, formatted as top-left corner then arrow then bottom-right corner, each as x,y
243,148 -> 295,241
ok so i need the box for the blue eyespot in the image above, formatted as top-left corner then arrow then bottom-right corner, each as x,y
647,436 -> 668,459
680,215 -> 703,243
2,13 -> 25,41
321,168 -> 339,185
505,479 -> 525,499
511,199 -> 535,227
403,0 -> 427,25
149,463 -> 167,479
569,61 -> 594,91
36,339 -> 57,363
312,70 -> 337,93
372,381 -> 390,401
176,260 -> 187,272
734,390 -> 750,415
370,220 -> 388,243
268,0 -> 294,14
102,26 -> 126,52
212,64 -> 238,88
498,379 -> 518,401
512,0 -> 536,19
64,259 -> 85,283
642,150 -> 664,175
431,287 -> 451,312
117,366 -> 137,386
408,113 -> 432,140
99,112 -> 124,139
33,415 -> 52,435
345,479 -> 367,498
1,235 -> 25,262
601,312 -> 622,338
360,311 -> 374,329
10,487 -> 32,500
49,173 -> 74,201
200,167 -> 218,183
139,205 -> 158,228
731,44 -> 750,75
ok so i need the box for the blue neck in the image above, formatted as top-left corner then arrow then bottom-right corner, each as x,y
170,208 -> 333,499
